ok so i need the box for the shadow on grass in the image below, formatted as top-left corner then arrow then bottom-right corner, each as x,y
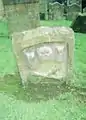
0,73 -> 71,103
0,73 -> 86,103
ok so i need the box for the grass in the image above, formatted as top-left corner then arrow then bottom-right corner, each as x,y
40,20 -> 72,27
0,20 -> 86,120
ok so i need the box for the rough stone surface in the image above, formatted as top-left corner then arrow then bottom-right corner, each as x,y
3,0 -> 39,5
83,7 -> 86,13
71,13 -> 86,33
39,0 -> 48,20
0,0 -> 4,20
12,26 -> 74,85
67,0 -> 81,5
67,3 -> 81,21
49,2 -> 64,20
4,2 -> 40,33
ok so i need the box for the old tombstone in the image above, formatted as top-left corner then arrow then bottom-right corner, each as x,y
39,0 -> 48,20
67,0 -> 81,5
12,26 -> 74,86
67,3 -> 81,21
83,7 -> 86,13
70,13 -> 86,33
48,3 -> 53,20
0,0 -> 4,20
3,0 -> 40,33
49,2 -> 64,20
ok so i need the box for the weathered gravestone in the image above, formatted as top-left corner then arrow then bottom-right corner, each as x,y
83,7 -> 86,13
39,0 -> 48,20
0,0 -> 4,20
49,2 -> 64,20
67,3 -> 81,21
48,3 -> 53,20
70,13 -> 86,33
67,0 -> 81,5
12,26 -> 74,85
3,0 -> 40,33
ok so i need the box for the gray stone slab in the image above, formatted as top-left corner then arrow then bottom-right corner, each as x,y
0,0 -> 4,20
12,26 -> 74,85
4,2 -> 40,33
67,3 -> 81,21
49,2 -> 64,20
83,7 -> 86,13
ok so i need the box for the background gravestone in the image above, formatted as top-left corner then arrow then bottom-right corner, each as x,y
48,3 -> 53,20
67,3 -> 81,21
12,26 -> 74,86
0,0 -> 4,20
39,0 -> 54,20
67,0 -> 81,5
49,2 -> 64,20
83,7 -> 86,13
70,13 -> 86,33
3,0 -> 40,34
39,0 -> 48,20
